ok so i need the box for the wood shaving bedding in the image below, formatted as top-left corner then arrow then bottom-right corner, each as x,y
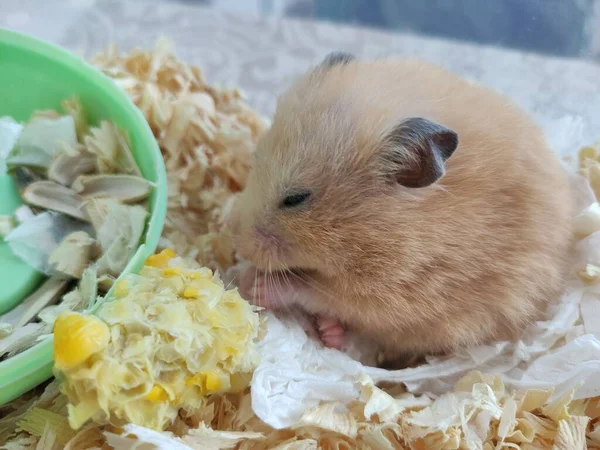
90,37 -> 269,272
2,371 -> 599,449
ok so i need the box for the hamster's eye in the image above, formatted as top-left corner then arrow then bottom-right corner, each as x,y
280,190 -> 311,209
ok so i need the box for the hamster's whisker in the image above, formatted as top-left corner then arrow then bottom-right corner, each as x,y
223,269 -> 238,291
261,267 -> 269,309
277,268 -> 296,316
253,264 -> 263,308
285,269 -> 338,303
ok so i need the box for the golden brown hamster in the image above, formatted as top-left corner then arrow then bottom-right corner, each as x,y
230,52 -> 573,367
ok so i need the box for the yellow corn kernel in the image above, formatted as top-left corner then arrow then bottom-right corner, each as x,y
185,372 -> 225,393
225,346 -> 239,357
182,278 -> 222,300
187,268 -> 213,280
145,385 -> 169,403
145,248 -> 177,268
207,311 -> 221,327
182,286 -> 199,299
192,279 -> 221,297
205,372 -> 222,392
162,267 -> 182,277
185,373 -> 206,393
53,312 -> 109,371
113,279 -> 129,298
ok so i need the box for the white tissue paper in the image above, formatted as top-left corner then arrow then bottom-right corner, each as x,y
249,116 -> 600,429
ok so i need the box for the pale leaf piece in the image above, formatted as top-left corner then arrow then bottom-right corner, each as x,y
92,200 -> 148,277
8,116 -> 77,169
22,181 -> 89,222
38,291 -> 84,328
83,121 -> 140,176
71,174 -> 151,203
11,167 -> 45,215
0,323 -> 45,358
5,211 -> 92,276
48,151 -> 97,186
0,277 -> 68,329
79,267 -> 99,311
83,198 -> 113,231
61,97 -> 88,141
48,231 -> 94,278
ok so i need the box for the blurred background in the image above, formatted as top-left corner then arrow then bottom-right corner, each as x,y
183,0 -> 600,60
3,0 -> 600,61
2,0 -> 599,148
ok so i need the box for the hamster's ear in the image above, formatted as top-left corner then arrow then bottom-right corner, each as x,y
381,117 -> 458,188
318,52 -> 355,69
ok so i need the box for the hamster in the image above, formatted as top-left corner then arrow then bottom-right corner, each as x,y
230,52 -> 573,367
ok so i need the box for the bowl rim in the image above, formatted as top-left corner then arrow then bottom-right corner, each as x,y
0,27 -> 168,405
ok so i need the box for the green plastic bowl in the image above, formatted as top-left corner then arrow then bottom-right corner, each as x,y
0,28 -> 167,405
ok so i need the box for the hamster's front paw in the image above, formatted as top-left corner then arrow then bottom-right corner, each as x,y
316,316 -> 345,350
241,274 -> 280,309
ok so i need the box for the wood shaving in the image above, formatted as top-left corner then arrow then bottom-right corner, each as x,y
2,371 -> 599,450
552,416 -> 589,450
91,36 -> 269,272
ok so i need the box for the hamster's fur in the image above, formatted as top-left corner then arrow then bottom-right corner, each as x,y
232,53 -> 573,365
